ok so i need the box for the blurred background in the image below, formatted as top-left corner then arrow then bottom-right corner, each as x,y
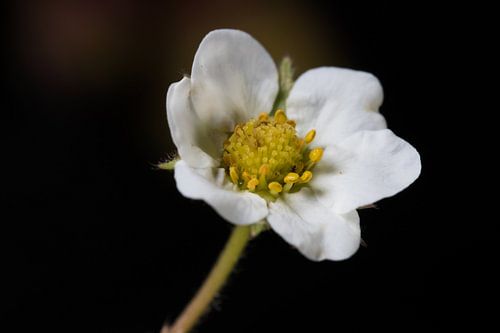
2,1 -> 493,332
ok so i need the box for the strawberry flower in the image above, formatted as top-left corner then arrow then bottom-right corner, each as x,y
166,29 -> 421,261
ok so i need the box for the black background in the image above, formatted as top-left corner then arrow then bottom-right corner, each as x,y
2,1 -> 493,332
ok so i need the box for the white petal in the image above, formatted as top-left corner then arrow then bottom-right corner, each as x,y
312,129 -> 421,213
268,188 -> 361,261
286,67 -> 386,146
174,161 -> 268,225
190,29 -> 279,132
166,77 -> 219,168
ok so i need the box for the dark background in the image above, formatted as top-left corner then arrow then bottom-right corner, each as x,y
2,1 -> 493,332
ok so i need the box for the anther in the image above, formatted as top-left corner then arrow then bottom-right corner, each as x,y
268,182 -> 283,194
300,171 -> 313,183
275,109 -> 287,124
309,148 -> 324,163
258,112 -> 269,122
287,119 -> 296,127
247,178 -> 259,191
305,129 -> 316,144
229,166 -> 239,183
284,172 -> 300,184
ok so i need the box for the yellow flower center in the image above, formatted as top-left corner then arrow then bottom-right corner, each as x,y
222,109 -> 323,196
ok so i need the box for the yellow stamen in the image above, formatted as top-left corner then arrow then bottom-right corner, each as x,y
223,112 -> 324,197
284,172 -> 300,184
297,139 -> 305,150
294,162 -> 304,174
229,166 -> 239,183
274,109 -> 287,124
242,171 -> 251,182
258,112 -> 269,122
268,182 -> 283,193
247,178 -> 259,191
309,148 -> 324,163
305,129 -> 316,144
300,171 -> 313,183
259,164 -> 269,176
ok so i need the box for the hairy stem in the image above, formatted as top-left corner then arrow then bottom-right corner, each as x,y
164,225 -> 252,333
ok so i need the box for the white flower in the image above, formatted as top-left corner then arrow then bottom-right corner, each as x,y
166,29 -> 421,261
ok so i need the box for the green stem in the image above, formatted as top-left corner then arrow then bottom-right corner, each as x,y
165,226 -> 252,333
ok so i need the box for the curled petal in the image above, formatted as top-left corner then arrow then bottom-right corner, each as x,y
166,77 -> 218,168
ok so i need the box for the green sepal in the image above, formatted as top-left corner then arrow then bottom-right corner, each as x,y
157,156 -> 179,171
271,56 -> 295,114
250,220 -> 271,238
